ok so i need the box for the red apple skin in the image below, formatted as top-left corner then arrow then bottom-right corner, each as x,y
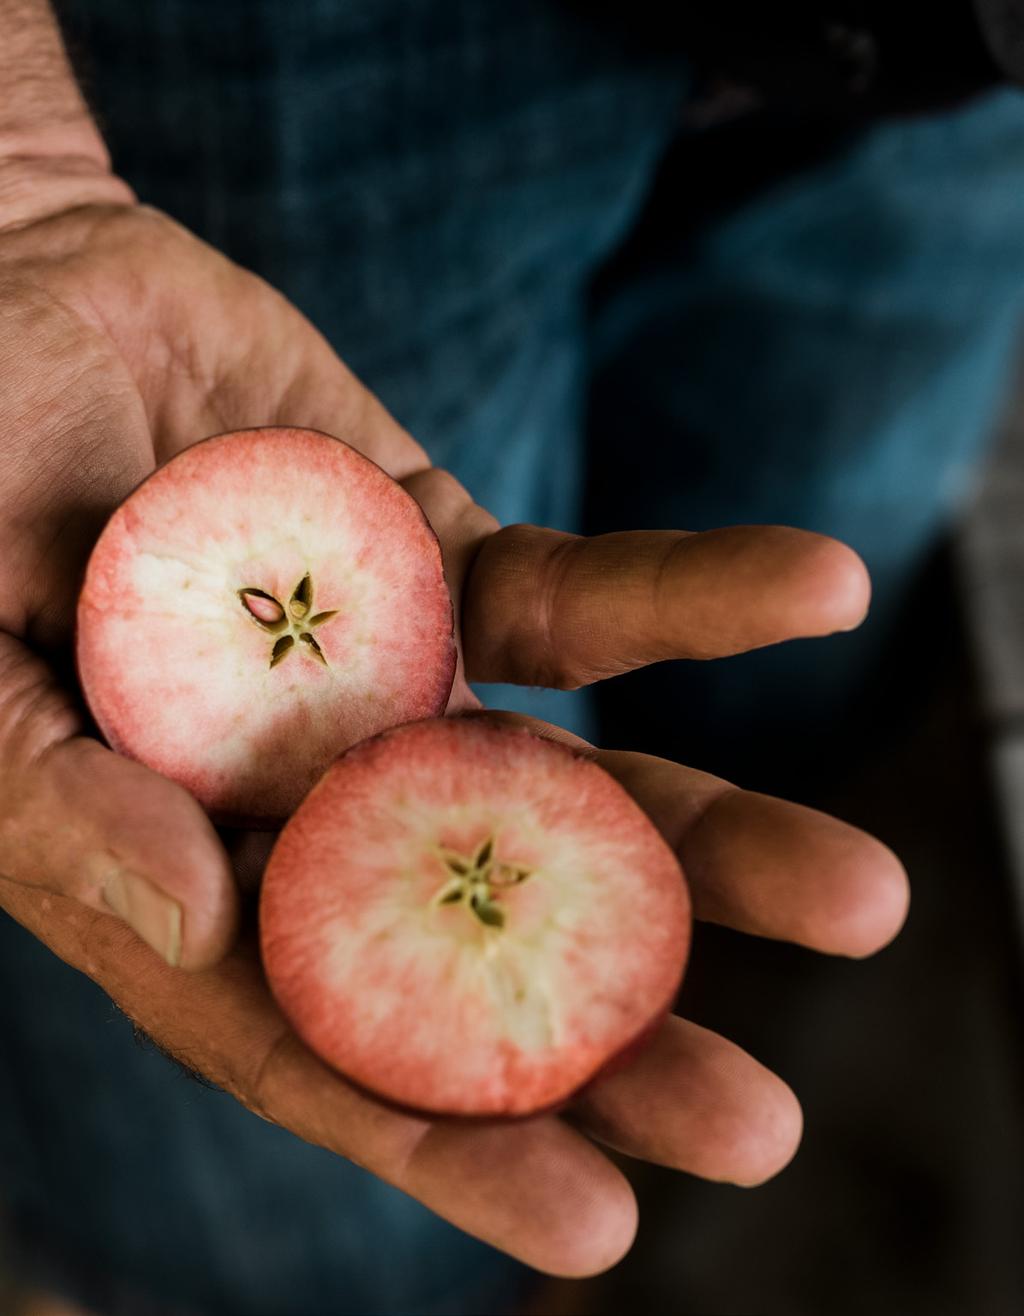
301,986 -> 681,1127
260,717 -> 691,1119
76,427 -> 455,825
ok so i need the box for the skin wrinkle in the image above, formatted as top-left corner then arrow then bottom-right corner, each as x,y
400,466 -> 491,711
558,534 -> 687,685
0,642 -> 77,759
555,546 -> 623,686
0,200 -> 127,271
360,1103 -> 434,1188
681,791 -> 782,932
669,784 -> 741,883
139,317 -> 243,441
244,1024 -> 297,1120
469,528 -> 539,683
649,531 -> 757,663
574,1020 -> 802,1184
254,1029 -> 433,1182
0,639 -> 46,723
651,532 -> 701,662
0,285 -> 82,400
33,210 -> 236,451
0,276 -> 139,448
1,680 -> 77,768
61,219 -> 233,446
23,410 -> 140,534
52,208 -> 423,477
529,530 -> 586,689
0,167 -> 133,234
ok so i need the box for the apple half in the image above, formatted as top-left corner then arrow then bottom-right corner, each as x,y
76,427 -> 455,823
260,718 -> 691,1117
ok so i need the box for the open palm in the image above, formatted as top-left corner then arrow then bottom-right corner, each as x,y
0,200 -> 908,1274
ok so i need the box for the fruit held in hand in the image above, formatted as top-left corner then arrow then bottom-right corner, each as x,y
260,718 -> 690,1116
76,428 -> 454,822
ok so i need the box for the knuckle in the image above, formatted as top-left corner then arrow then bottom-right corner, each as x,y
0,647 -> 76,760
246,1028 -> 295,1122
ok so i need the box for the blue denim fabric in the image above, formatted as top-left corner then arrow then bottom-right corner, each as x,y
2,1 -> 1024,1310
585,90 -> 1024,786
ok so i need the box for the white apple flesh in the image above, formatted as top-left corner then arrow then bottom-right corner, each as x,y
260,718 -> 691,1117
76,428 -> 455,823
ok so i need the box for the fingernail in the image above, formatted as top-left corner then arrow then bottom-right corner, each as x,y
103,869 -> 183,967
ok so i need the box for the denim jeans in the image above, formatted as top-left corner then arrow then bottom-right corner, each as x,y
3,1 -> 1024,1311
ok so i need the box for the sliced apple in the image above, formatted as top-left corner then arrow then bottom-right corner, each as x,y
260,718 -> 691,1116
76,427 -> 454,822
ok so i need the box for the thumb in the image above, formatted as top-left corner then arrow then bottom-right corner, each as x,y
0,635 -> 238,970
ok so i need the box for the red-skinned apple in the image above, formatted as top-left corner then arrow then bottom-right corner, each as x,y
260,717 -> 691,1118
76,427 -> 455,824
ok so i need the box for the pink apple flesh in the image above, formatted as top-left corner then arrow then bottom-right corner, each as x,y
260,718 -> 691,1117
76,428 -> 455,822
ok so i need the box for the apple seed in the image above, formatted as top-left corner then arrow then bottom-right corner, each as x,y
289,573 -> 313,619
239,589 -> 286,629
299,632 -> 327,664
270,634 -> 295,667
239,573 -> 338,669
432,833 -> 532,929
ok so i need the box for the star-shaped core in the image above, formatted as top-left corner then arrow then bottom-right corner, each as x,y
431,835 -> 533,930
239,573 -> 338,669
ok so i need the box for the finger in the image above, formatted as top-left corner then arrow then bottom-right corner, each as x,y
401,466 -> 497,595
256,1032 -> 638,1278
601,748 -> 909,958
468,713 -> 908,958
572,1016 -> 802,1186
0,635 -> 237,969
0,879 -> 638,1278
401,466 -> 498,712
462,524 -> 870,687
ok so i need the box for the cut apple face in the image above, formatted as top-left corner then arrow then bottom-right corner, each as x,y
76,428 -> 455,822
260,718 -> 691,1117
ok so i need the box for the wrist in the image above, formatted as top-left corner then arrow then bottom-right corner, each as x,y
0,1 -> 135,228
0,111 -> 136,233
0,112 -> 110,168
0,150 -> 135,232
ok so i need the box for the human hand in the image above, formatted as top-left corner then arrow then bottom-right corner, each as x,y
0,163 -> 907,1275
0,2 -> 905,1273
0,163 -> 449,967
